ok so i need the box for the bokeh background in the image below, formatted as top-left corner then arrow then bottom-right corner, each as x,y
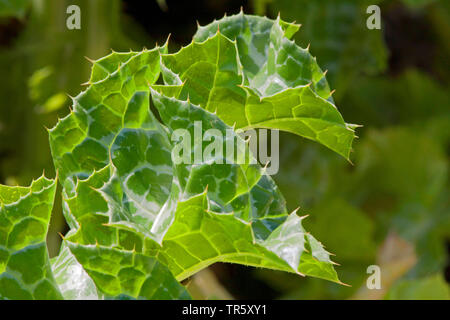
0,0 -> 448,299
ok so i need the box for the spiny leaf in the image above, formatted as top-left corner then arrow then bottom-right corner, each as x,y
0,0 -> 30,18
51,242 -> 101,300
44,13 -> 348,298
53,87 -> 341,284
385,273 -> 450,300
161,192 -> 340,283
0,177 -> 63,300
51,216 -> 190,300
66,241 -> 190,300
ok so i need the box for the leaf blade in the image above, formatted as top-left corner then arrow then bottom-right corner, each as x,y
0,177 -> 63,300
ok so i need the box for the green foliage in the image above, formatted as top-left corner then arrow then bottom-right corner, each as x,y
0,177 -> 62,300
190,13 -> 356,159
354,128 -> 449,278
401,0 -> 437,9
0,0 -> 147,187
248,0 -> 450,300
269,0 -> 387,98
0,0 -> 30,18
264,125 -> 449,299
342,70 -> 450,128
65,243 -> 190,300
2,1 -> 447,300
386,274 -> 450,300
0,13 -> 354,299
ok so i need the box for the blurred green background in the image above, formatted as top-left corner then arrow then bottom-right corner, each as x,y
0,0 -> 448,300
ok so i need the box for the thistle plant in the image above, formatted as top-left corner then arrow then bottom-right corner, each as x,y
0,12 -> 357,300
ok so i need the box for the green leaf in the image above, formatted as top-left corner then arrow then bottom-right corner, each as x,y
304,198 -> 377,263
161,192 -> 340,284
51,220 -> 190,300
151,91 -> 341,283
159,13 -> 357,159
0,0 -> 30,18
193,13 -> 330,100
385,274 -> 450,300
241,85 -> 356,159
150,89 -> 288,239
45,13 -> 347,297
49,45 -> 168,195
354,128 -> 447,207
269,0 -> 387,97
401,0 -> 437,9
0,177 -> 63,300
66,241 -> 190,300
51,242 -> 101,300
